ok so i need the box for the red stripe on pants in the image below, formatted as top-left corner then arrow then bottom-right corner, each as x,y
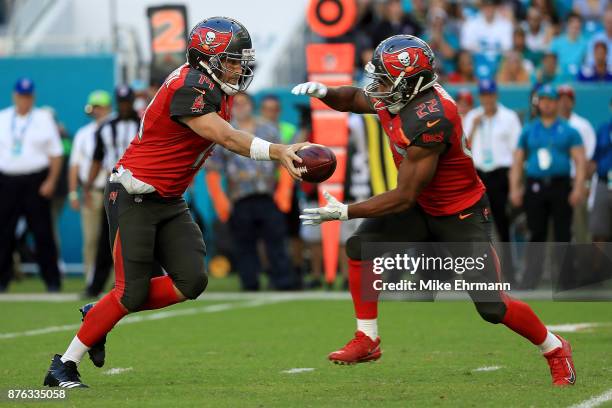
112,229 -> 125,298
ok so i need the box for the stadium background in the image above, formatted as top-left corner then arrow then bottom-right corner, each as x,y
1,1 -> 612,406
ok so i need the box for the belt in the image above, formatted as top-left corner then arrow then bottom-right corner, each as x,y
527,176 -> 570,186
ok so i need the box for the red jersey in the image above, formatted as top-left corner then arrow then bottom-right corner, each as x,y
118,64 -> 232,197
376,83 -> 485,216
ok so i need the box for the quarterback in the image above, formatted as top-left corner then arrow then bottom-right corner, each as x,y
294,35 -> 575,386
43,17 -> 307,388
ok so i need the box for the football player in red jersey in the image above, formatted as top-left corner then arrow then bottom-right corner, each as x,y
293,35 -> 575,386
44,17 -> 309,388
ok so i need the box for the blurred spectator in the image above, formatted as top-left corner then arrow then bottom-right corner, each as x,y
510,85 -> 587,289
0,78 -> 63,292
259,94 -> 303,280
454,88 -> 474,118
558,84 -> 597,243
350,0 -> 377,76
532,0 -> 561,26
370,0 -> 422,50
578,40 -> 612,81
558,84 -> 596,165
460,0 -> 513,56
409,0 -> 429,27
464,80 -> 521,246
68,90 -> 112,285
260,95 -> 297,144
585,6 -> 612,66
83,85 -> 141,297
205,92 -> 296,291
589,98 -> 612,241
512,27 -> 539,70
41,106 -> 71,257
550,12 -> 588,77
574,0 -> 610,24
443,0 -> 465,37
497,50 -> 532,83
447,50 -> 477,83
532,51 -> 566,86
422,6 -> 459,76
130,79 -> 150,118
521,7 -> 553,53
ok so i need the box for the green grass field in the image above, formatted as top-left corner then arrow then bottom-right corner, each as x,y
1,280 -> 611,407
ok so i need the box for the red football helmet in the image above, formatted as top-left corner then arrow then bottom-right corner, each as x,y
187,17 -> 255,95
364,35 -> 437,113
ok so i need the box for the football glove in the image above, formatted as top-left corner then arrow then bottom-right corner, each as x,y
291,82 -> 328,99
300,191 -> 348,225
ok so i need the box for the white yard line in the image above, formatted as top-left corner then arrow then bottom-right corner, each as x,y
547,323 -> 606,333
3,289 -> 610,302
103,367 -> 133,375
281,368 -> 315,374
568,389 -> 612,408
472,366 -> 503,372
0,297 -> 289,341
0,291 -> 351,302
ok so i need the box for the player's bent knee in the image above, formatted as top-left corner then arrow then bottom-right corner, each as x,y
120,289 -> 150,313
175,270 -> 208,300
345,235 -> 363,261
475,301 -> 507,324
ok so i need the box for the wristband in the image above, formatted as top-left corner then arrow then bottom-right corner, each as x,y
250,137 -> 271,161
68,191 -> 78,200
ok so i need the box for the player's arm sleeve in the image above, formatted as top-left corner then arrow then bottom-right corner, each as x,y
517,126 -> 529,152
569,127 -> 583,148
69,130 -> 83,166
509,112 -> 522,149
583,122 -> 596,160
44,114 -> 63,157
463,111 -> 475,137
170,86 -> 219,122
408,117 -> 454,148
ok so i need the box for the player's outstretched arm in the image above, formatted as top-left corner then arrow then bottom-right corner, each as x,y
291,82 -> 375,114
347,144 -> 443,218
300,145 -> 442,225
181,112 -> 309,179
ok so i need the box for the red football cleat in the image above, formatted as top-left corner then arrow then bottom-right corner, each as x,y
328,331 -> 382,365
543,335 -> 576,386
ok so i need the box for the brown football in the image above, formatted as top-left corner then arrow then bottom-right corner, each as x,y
294,145 -> 337,183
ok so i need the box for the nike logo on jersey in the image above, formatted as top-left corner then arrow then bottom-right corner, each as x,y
458,212 -> 473,220
426,119 -> 441,128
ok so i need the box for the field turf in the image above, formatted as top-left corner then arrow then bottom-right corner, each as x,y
0,280 -> 611,407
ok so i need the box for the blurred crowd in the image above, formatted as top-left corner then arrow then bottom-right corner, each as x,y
1,0 -> 611,294
347,0 -> 612,86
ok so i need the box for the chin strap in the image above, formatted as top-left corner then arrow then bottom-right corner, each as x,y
199,60 -> 239,96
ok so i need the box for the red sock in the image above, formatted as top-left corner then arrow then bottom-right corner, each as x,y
501,296 -> 547,345
77,289 -> 127,347
348,259 -> 378,319
138,276 -> 183,311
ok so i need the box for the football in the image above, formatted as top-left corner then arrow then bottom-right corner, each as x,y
294,144 -> 337,183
